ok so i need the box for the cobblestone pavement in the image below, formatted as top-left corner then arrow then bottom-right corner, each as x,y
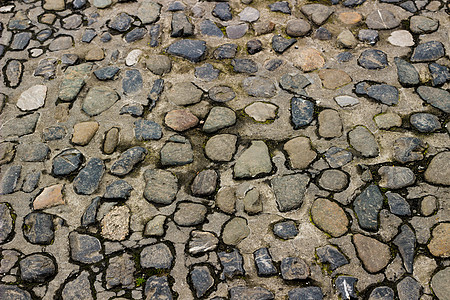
0,0 -> 449,299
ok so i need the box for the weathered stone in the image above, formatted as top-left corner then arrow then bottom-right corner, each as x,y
110,147 -> 147,176
59,64 -> 92,102
167,82 -> 203,106
134,120 -> 162,141
174,202 -> 207,227
272,174 -> 309,212
191,169 -> 218,197
234,141 -> 272,178
214,43 -> 238,59
324,147 -> 353,168
230,286 -> 274,300
105,253 -> 135,289
52,149 -> 83,176
222,217 -> 250,245
428,223 -> 450,257
5,60 -> 23,88
137,0 -> 161,24
318,109 -> 342,138
190,266 -> 214,298
286,19 -> 311,37
81,197 -> 100,227
188,230 -> 218,255
82,86 -> 119,116
280,73 -> 310,95
145,276 -> 173,299
21,171 -> 40,193
335,276 -> 358,299
73,158 -> 104,195
337,29 -> 358,48
424,152 -> 450,186
318,169 -> 348,192
146,55 -> 171,76
140,243 -> 173,269
72,121 -> 99,146
291,97 -> 314,128
144,215 -> 166,237
33,184 -> 65,210
311,198 -> 349,237
19,254 -> 55,283
284,137 -> 317,169
295,48 -> 325,72
416,86 -> 450,113
62,271 -> 92,300
388,30 -> 414,47
431,267 -> 450,300
397,276 -> 421,300
281,257 -> 310,280
144,169 -> 178,205
0,285 -> 32,300
243,188 -> 262,214
354,234 -> 391,273
23,212 -> 54,245
368,286 -> 394,300
393,224 -> 416,272
358,49 -> 388,69
348,126 -> 379,157
218,249 -> 244,279
103,128 -> 119,154
213,3 -> 232,21
103,180 -> 133,200
411,41 -> 445,62
273,220 -> 298,239
203,107 -> 236,133
243,76 -> 277,98
254,248 -> 277,276
0,113 -> 39,138
386,192 -> 411,216
316,245 -> 349,270
272,35 -> 296,53
122,69 -> 142,95
165,109 -> 199,132
167,39 -> 206,62
319,69 -> 351,89
160,136 -> 194,166
353,185 -> 384,231
366,9 -> 400,29
0,204 -> 13,244
378,166 -> 416,189
69,232 -> 103,264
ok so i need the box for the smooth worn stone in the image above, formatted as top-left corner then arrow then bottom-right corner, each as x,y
0,112 -> 39,139
105,253 -> 135,289
316,245 -> 349,270
284,136 -> 317,169
188,230 -> 219,255
103,127 -> 119,154
122,69 -> 142,95
318,109 -> 342,138
213,3 -> 232,21
209,86 -> 235,103
318,169 -> 348,191
425,152 -> 450,186
301,4 -> 333,25
36,29 -> 53,42
411,41 -> 445,62
337,29 -> 358,48
165,109 -> 198,132
280,73 -> 310,94
203,107 -> 236,133
296,47 -> 325,72
247,39 -> 263,54
72,121 -> 99,145
395,57 -> 419,86
226,23 -> 249,39
43,0 -> 65,10
269,1 -> 291,14
254,248 -> 277,276
348,126 -> 379,157
0,204 -> 13,244
108,12 -> 133,32
167,82 -> 202,106
125,49 -> 142,66
281,257 -> 310,280
388,30 -> 414,47
190,266 -> 214,298
339,11 -> 362,24
62,14 -> 82,30
311,198 -> 349,237
141,243 -> 173,269
167,39 -> 207,62
272,174 -> 309,212
400,0 -> 417,12
230,286 -> 274,300
358,49 -> 388,69
59,64 -> 92,102
353,185 -> 384,231
52,149 -> 84,176
222,217 -> 250,245
171,12 -> 194,37
110,146 -> 147,176
273,220 -> 299,239
353,234 -> 391,273
8,11 -> 31,30
397,276 -> 421,300
19,254 -> 56,283
195,63 -> 220,81
239,7 -> 260,22
272,35 -> 297,53
410,113 -> 441,132
22,171 -> 41,193
410,16 -> 439,34
103,180 -> 133,200
17,142 -> 49,162
205,134 -> 237,162
191,169 -> 218,197
81,197 -> 100,227
33,184 -> 64,210
144,169 -> 178,205
358,29 -> 379,45
325,147 -> 352,168
174,202 -> 207,226
82,29 -> 97,43
0,250 -> 20,274
125,27 -> 147,43
368,286 -> 394,300
243,76 -> 277,98
134,120 -> 162,141
245,102 -> 277,122
160,136 -> 194,166
93,0 -> 111,8
234,141 -> 272,179
291,98 -> 315,129
429,63 -> 450,86
335,276 -> 358,299
366,9 -> 400,29
216,187 -> 237,214
11,32 -> 32,50
232,58 -> 258,74
120,104 -> 144,117
431,267 -> 450,300
49,35 -> 73,51
101,206 -> 130,241
82,86 -> 119,116
286,19 -> 311,37
315,27 -> 332,40
145,276 -> 173,299
5,60 -> 23,88
214,43 -> 237,59
393,224 -> 416,272
416,86 -> 450,113
428,223 -> 450,257
335,95 -> 359,107
336,51 -> 355,62
378,166 -> 415,189
85,47 -> 105,61
73,158 -> 104,195
289,287 -> 323,300
421,195 -> 437,216
319,69 -> 351,89
137,0 -> 161,24
0,285 -> 32,300
386,192 -> 411,216
69,232 -> 103,264
200,19 -> 223,37
145,215 -> 166,237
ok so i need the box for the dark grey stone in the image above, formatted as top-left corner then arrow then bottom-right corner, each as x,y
316,245 -> 349,270
171,12 -> 194,37
148,78 -> 164,108
397,276 -> 421,300
254,248 -> 277,276
314,27 -> 332,40
69,232 -> 103,264
291,97 -> 314,129
386,192 -> 411,216
272,34 -> 297,53
353,185 -> 383,231
0,203 -> 13,244
160,135 -> 194,166
265,59 -> 283,71
43,125 -> 66,141
272,174 -> 309,212
369,286 -> 394,300
11,32 -> 32,50
22,170 -> 41,193
280,73 -> 310,95
81,197 -> 100,226
416,86 -> 450,113
103,180 -> 133,200
400,1 -> 417,12
73,0 -> 87,9
335,276 -> 358,299
101,32 -> 112,42
73,158 -> 104,195
393,224 -> 415,273
358,29 -> 379,45
190,265 -> 214,298
200,19 -> 223,37
23,212 -> 54,245
149,24 -> 160,47
110,146 -> 147,176
108,12 -> 133,32
218,249 -> 244,279
94,66 -> 120,80
191,169 -> 218,197
367,84 -> 399,105
122,69 -> 142,95
288,287 -> 323,300
411,41 -> 445,62
145,276 -> 173,300
17,142 -> 49,162
324,147 -> 353,168
212,2 -> 232,21
134,120 -> 162,141
273,220 -> 299,239
247,39 -> 263,54
230,286 -> 274,300
336,51 -> 353,62
0,284 -> 32,300
232,58 -> 258,73
125,27 -> 147,43
358,49 -> 388,69
429,63 -> 449,86
34,58 -> 57,79
0,165 -> 21,195
269,1 -> 291,14
393,137 -> 426,164
4,60 -> 23,88
410,113 -> 441,132
19,254 -> 55,283
281,257 -> 309,280
167,39 -> 206,62
82,29 -> 97,43
395,57 -> 419,86
195,63 -> 220,81
52,149 -> 84,176
168,1 -> 185,11
140,243 -> 173,269
214,43 -> 238,59
120,104 -> 144,117
61,54 -> 79,66
0,45 -> 5,58
343,0 -> 366,6
144,169 -> 178,205
36,29 -> 53,42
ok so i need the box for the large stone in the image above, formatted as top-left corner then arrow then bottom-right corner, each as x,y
82,86 -> 119,116
23,212 -> 54,245
0,113 -> 39,138
203,107 -> 236,133
397,276 -> 421,300
137,0 -> 161,24
167,39 -> 207,62
144,169 -> 178,205
0,284 -> 32,300
140,243 -> 173,269
52,149 -> 84,176
73,158 -> 104,195
424,152 -> 450,186
378,166 -> 416,189
395,58 -> 419,86
43,0 -> 65,10
319,69 -> 351,89
411,41 -> 445,62
215,186 -> 237,214
33,184 -> 65,210
243,76 -> 277,98
160,136 -> 194,166
311,198 -> 349,237
190,266 -> 214,298
295,48 -> 325,72
101,206 -> 130,241
272,174 -> 310,212
69,232 -> 103,264
353,234 -> 391,273
318,109 -> 342,138
230,286 -> 274,300
348,126 -> 379,157
0,203 -> 13,244
234,141 -> 272,179
167,82 -> 202,106
105,253 -> 135,289
16,85 -> 47,111
358,49 -> 388,69
301,4 -> 333,25
134,120 -> 163,141
366,9 -> 400,29
188,230 -> 219,255
368,287 -> 394,300
253,248 -> 277,276
17,142 -> 49,162
431,267 -> 450,300
284,137 -> 317,169
416,86 -> 450,113
174,202 -> 207,227
19,254 -> 56,283
165,109 -> 199,132
62,271 -> 92,300
316,245 -> 349,270
428,223 -> 450,257
222,217 -> 250,245
110,147 -> 147,176
353,185 -> 384,231
59,63 -> 92,102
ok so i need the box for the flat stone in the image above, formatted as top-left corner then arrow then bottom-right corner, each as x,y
122,69 -> 142,95
120,104 -> 144,117
425,152 -> 450,186
348,126 -> 379,157
429,63 -> 450,86
69,232 -> 103,264
62,271 -> 92,300
334,95 -> 359,107
226,24 -> 248,39
222,217 -> 250,245
195,63 -> 220,81
190,266 -> 214,298
43,0 -> 65,10
191,169 -> 218,197
337,29 -> 358,48
421,195 -> 437,216
205,134 -> 237,162
272,35 -> 297,53
19,254 -> 56,283
411,41 -> 445,62
0,204 -> 13,244
388,30 -> 414,47
145,276 -> 173,299
416,86 -> 450,113
82,86 -> 119,116
395,57 -> 419,86
149,25 -> 160,47
140,243 -> 173,269
281,257 -> 310,280
366,9 -> 400,29
218,249 -> 244,279
393,224 -> 416,272
160,136 -> 194,166
214,43 -> 237,59
11,32 -> 31,50
318,169 -> 348,191
431,267 -> 450,300
5,60 -> 23,88
339,11 -> 362,24
301,4 -> 333,25
273,220 -> 298,239
110,146 -> 147,176
243,76 -> 277,98
254,248 -> 277,276
85,47 -> 104,61
125,49 -> 142,66
215,187 -> 236,214
354,234 -> 391,273
73,158 -> 104,195
167,39 -> 206,62
397,276 -> 421,300
296,47 -> 325,72
200,19 -> 223,37
319,69 -> 351,89
358,29 -> 379,45
203,107 -> 236,133
108,12 -> 133,32
188,230 -> 218,255
428,223 -> 450,257
125,27 -> 147,43
291,97 -> 314,128
62,14 -> 82,30
49,35 -> 73,51
234,141 -> 272,179
245,102 -> 277,122
81,197 -> 100,227
378,166 -> 416,189
286,19 -> 311,37
103,127 -> 119,154
23,212 -> 54,244
280,73 -> 310,95
72,121 -> 99,145
103,180 -> 133,200
213,3 -> 232,21
0,285 -> 32,300
335,276 -> 358,299
358,49 -> 388,69
288,287 -> 323,300
311,198 -> 349,237
59,64 -> 93,102
368,287 -> 394,300
17,142 -> 49,162
316,245 -> 349,270
366,83 -> 399,106
52,149 -> 84,176
33,184 -> 65,209
247,39 -> 263,54
386,192 -> 411,216
82,29 -> 97,43
167,82 -> 202,106
134,120 -> 163,141
230,287 -> 274,300
272,174 -> 309,212
410,15 -> 438,34
93,0 -> 111,8
145,215 -> 166,237
171,12 -> 193,37
239,7 -> 260,22
232,58 -> 258,74
105,253 -> 135,289
353,185 -> 384,231
137,0 -> 161,24
318,109 -> 342,138
174,202 -> 207,226
284,136 -> 317,169
165,109 -> 198,132
101,206 -> 130,241
209,86 -> 235,103
0,112 -> 39,138
22,171 -> 41,193
269,1 -> 291,14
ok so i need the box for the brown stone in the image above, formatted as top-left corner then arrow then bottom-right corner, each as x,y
424,152 -> 450,186
318,109 -> 343,138
338,12 -> 362,24
85,47 -> 105,61
311,198 -> 348,237
43,0 -> 65,11
103,127 -> 119,154
72,121 -> 99,145
295,48 -> 325,72
354,234 -> 391,273
40,14 -> 56,24
319,69 -> 352,89
164,109 -> 199,131
428,223 -> 450,257
33,184 -> 65,210
215,186 -> 236,214
101,206 -> 130,241
284,136 -> 316,169
254,21 -> 275,35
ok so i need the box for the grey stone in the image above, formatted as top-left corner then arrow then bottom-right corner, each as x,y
147,55 -> 171,76
230,286 -> 274,300
62,14 -> 82,30
410,15 -> 438,34
239,7 -> 260,22
318,169 -> 348,192
69,232 -> 103,264
214,43 -> 238,59
103,180 -> 133,200
34,59 -> 57,80
108,13 -> 133,32
411,41 -> 445,62
272,174 -> 309,212
410,113 -> 441,132
281,257 -> 310,280
209,86 -> 235,103
212,3 -> 232,21
191,169 -> 218,197
61,54 -> 79,66
140,243 -> 173,269
0,250 -> 20,275
0,203 -> 13,244
82,86 -> 119,116
62,271 -> 92,300
106,253 -> 135,289
59,64 -> 92,102
425,152 -> 450,186
122,69 -> 142,95
205,134 -> 237,162
93,0 -> 111,8
397,276 -> 421,300
174,202 -> 207,226
366,9 -> 400,29
368,286 -> 394,300
218,249 -> 245,279
81,197 -> 100,227
203,107 -> 236,133
188,230 -> 218,255
286,19 -> 311,37
247,39 -> 263,54
0,284 -> 32,300
393,225 -> 415,273
378,166 -> 416,189
243,76 -> 277,98
0,165 -> 21,195
190,266 -> 214,298
288,287 -> 323,300
315,27 -> 332,40
171,12 -> 194,37
386,192 -> 411,216
134,120 -> 162,141
353,185 -> 384,231
1,113 -> 39,138
168,1 -> 185,11
73,158 -> 104,195
8,11 -> 31,30
429,63 -> 449,86
145,276 -> 173,300
195,63 -> 220,81
316,245 -> 348,270
137,0 -> 161,24
82,30 -> 96,43
358,29 -> 379,45
226,24 -> 249,39
243,188 -> 262,214
120,104 -> 144,117
431,267 -> 450,300
254,248 -> 277,276
301,4 -> 333,25
358,49 -> 388,69
222,217 -> 250,245
343,0 -> 366,6
200,19 -> 223,37
19,254 -> 55,283
400,1 -> 417,12
11,32 -> 32,50
52,149 -> 84,176
335,276 -> 358,299
291,97 -> 314,129
49,35 -> 73,51
145,215 -> 166,237
23,212 -> 54,245
234,141 -> 272,179
280,73 -> 310,95
17,142 -> 49,162
144,169 -> 178,205
160,136 -> 194,166
273,220 -> 298,239
269,2 -> 291,14
149,24 -> 160,47
21,170 -> 40,193
110,147 -> 147,176
416,86 -> 450,113
167,82 -> 202,106
324,147 -> 353,168
265,59 -> 283,71
348,126 -> 379,157
232,58 -> 258,74
395,58 -> 419,86
272,35 -> 297,53
125,27 -> 147,43
4,60 -> 23,88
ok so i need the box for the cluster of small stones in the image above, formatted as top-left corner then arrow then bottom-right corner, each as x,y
0,0 -> 449,299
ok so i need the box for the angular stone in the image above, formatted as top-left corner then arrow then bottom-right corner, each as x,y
122,69 -> 142,95
134,120 -> 162,141
0,113 -> 39,139
253,248 -> 277,276
190,266 -> 214,298
272,35 -> 296,53
137,0 -> 161,24
334,95 -> 359,107
160,136 -> 194,166
348,126 -> 379,157
52,149 -> 83,176
337,29 -> 358,48
358,49 -> 388,69
33,184 -> 65,210
125,27 -> 147,43
284,136 -> 316,169
16,85 -> 46,112
319,69 -> 351,89
386,192 -> 411,216
429,63 -> 449,86
269,1 -> 291,14
280,73 -> 310,95
368,286 -> 394,300
203,107 -> 236,133
174,202 -> 207,227
301,4 -> 333,25
395,58 -> 419,86
230,286 -> 274,300
222,217 -> 250,245
73,158 -> 104,195
103,180 -> 133,200
273,220 -> 298,239
0,284 -> 32,300
335,276 -> 358,299
397,277 -> 421,300
428,223 -> 450,257
108,12 -> 133,32
105,253 -> 135,288
69,232 -> 103,264
231,58 -> 258,74
62,271 -> 92,300
144,215 -> 166,237
101,205 -> 130,243
416,86 -> 450,113
393,224 -> 416,272
354,234 -> 391,273
234,141 -> 272,179
424,152 -> 450,186
214,43 -> 237,59
213,3 -> 232,21
167,82 -> 202,106
272,174 -> 309,212
0,165 -> 21,196
110,147 -> 147,176
143,169 -> 178,205
171,12 -> 193,37
411,41 -> 445,62
200,19 -> 223,37
243,76 -> 277,98
188,230 -> 219,255
318,109 -> 342,138
0,204 -> 13,244
94,66 -> 120,80
410,16 -> 438,34
291,97 -> 314,129
316,245 -> 349,270
226,23 -> 249,39
366,9 -> 400,29
167,39 -> 206,62
145,276 -> 172,299
82,86 -> 119,116
19,254 -> 56,283
195,63 -> 220,81
140,243 -> 173,269
209,86 -> 235,103
81,197 -> 100,227
324,147 -> 353,168
59,64 -> 93,102
358,29 -> 379,45
146,55 -> 171,76
353,185 -> 384,231
218,249 -> 244,279
22,171 -> 41,193
191,169 -> 218,197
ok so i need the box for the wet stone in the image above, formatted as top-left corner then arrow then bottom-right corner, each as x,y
110,146 -> 147,176
291,97 -> 314,128
288,287 -> 323,300
144,169 -> 178,205
378,166 -> 416,189
205,134 -> 237,162
23,212 -> 54,244
428,223 -> 450,257
272,174 -> 309,212
411,41 -> 445,62
243,76 -> 277,98
188,230 -> 218,255
190,266 -> 214,298
234,141 -> 272,179
273,220 -> 298,239
191,169 -> 218,197
140,243 -> 173,269
108,12 -> 133,32
281,257 -> 309,280
272,35 -> 297,53
160,136 -> 194,166
348,126 -> 379,157
269,1 -> 291,14
19,254 -> 55,283
0,204 -> 13,244
145,276 -> 172,299
353,234 -> 391,273
174,202 -> 207,227
134,120 -> 163,141
82,86 -> 119,116
105,253 -> 135,289
335,276 -> 358,300
254,248 -> 277,276
218,249 -> 244,279
171,12 -> 194,37
386,192 -> 411,216
203,107 -> 236,133
397,276 -> 421,300
353,185 -> 384,231
213,3 -> 232,21
81,197 -> 100,227
358,29 -> 379,45
395,58 -> 419,86
410,113 -> 441,132
230,286 -> 274,300
316,245 -> 348,270
52,149 -> 83,176
195,63 -> 219,81
11,32 -> 31,50
222,217 -> 250,245
200,19 -> 223,38
69,232 -> 103,264
73,158 -> 104,195
393,224 -> 415,273
103,180 -> 133,200
366,9 -> 400,29
232,58 -> 258,74
358,49 -> 388,69
0,165 -> 21,195
22,171 -> 41,193
369,286 -> 394,300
